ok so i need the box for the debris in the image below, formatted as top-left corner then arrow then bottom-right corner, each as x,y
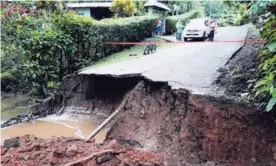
4,138 -> 20,148
1,135 -> 165,166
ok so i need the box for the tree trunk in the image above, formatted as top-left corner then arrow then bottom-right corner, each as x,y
59,50 -> 63,82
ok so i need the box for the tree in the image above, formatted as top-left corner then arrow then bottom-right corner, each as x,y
134,1 -> 145,16
110,0 -> 135,18
162,1 -> 196,16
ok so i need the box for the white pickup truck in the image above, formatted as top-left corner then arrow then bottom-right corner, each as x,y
183,18 -> 216,41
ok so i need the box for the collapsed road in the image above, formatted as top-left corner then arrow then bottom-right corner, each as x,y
80,26 -> 248,95
2,25 -> 276,166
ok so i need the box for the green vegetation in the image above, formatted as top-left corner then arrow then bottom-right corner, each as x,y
162,1 -> 197,16
1,0 -> 275,113
87,37 -> 169,68
219,1 -> 275,26
252,15 -> 276,112
1,1 -> 158,97
165,9 -> 204,34
110,0 -> 135,18
217,3 -> 249,26
134,1 -> 145,16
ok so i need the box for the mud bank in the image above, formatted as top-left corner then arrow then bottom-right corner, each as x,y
2,74 -> 276,165
105,80 -> 276,165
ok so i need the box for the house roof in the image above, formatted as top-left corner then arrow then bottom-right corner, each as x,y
144,0 -> 171,11
67,2 -> 112,8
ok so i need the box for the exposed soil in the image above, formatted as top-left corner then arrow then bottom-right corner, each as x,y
215,27 -> 263,98
2,75 -> 276,165
1,28 -> 274,166
106,80 -> 276,166
1,135 -> 165,166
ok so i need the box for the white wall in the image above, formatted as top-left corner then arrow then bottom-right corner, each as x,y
76,8 -> 91,17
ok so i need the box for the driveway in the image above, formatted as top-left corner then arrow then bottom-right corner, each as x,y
80,26 -> 248,96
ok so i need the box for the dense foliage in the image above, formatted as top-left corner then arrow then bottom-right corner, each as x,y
134,1 -> 145,16
252,14 -> 276,112
217,1 -> 275,26
110,0 -> 135,18
1,1 -> 157,97
165,9 -> 203,35
162,1 -> 197,16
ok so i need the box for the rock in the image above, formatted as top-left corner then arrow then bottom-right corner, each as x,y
53,147 -> 66,158
66,144 -> 78,157
107,140 -> 117,149
31,143 -> 41,151
240,93 -> 249,98
68,144 -> 77,152
204,161 -> 217,166
96,153 -> 112,164
140,162 -> 154,166
21,153 -> 31,160
1,147 -> 7,155
4,138 -> 20,148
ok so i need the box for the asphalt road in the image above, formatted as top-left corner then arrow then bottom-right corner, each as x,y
80,26 -> 248,95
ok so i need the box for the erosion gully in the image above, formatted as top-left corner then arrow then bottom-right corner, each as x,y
1,74 -> 276,165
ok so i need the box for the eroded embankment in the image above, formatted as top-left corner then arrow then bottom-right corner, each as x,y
2,75 -> 276,166
105,79 -> 276,165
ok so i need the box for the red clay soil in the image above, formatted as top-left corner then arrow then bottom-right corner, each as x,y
106,80 -> 276,166
1,135 -> 165,166
3,79 -> 276,166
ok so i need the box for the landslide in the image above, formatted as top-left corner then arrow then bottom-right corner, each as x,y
2,71 -> 276,165
105,79 -> 276,165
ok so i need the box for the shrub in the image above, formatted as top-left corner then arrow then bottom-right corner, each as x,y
165,9 -> 203,35
1,4 -> 158,96
252,15 -> 276,112
110,0 -> 135,18
93,16 -> 158,58
34,14 -> 158,96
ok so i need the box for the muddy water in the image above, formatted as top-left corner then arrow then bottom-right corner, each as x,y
1,96 -> 106,144
1,115 -> 106,144
1,96 -> 31,123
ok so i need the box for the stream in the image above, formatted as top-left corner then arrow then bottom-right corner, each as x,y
1,96 -> 106,144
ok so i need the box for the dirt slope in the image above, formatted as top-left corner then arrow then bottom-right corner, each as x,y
106,80 -> 276,165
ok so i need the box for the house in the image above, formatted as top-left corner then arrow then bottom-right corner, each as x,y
67,0 -> 171,26
144,0 -> 171,34
144,0 -> 171,15
67,2 -> 113,20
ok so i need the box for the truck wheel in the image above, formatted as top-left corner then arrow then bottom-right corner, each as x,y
184,38 -> 188,42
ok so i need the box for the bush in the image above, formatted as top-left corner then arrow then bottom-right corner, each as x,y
252,15 -> 276,112
110,0 -> 135,18
92,16 -> 158,59
165,9 -> 203,35
1,4 -> 158,96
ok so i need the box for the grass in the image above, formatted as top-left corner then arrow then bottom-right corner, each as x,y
85,37 -> 171,69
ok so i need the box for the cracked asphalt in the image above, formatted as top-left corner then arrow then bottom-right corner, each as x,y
80,26 -> 248,96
